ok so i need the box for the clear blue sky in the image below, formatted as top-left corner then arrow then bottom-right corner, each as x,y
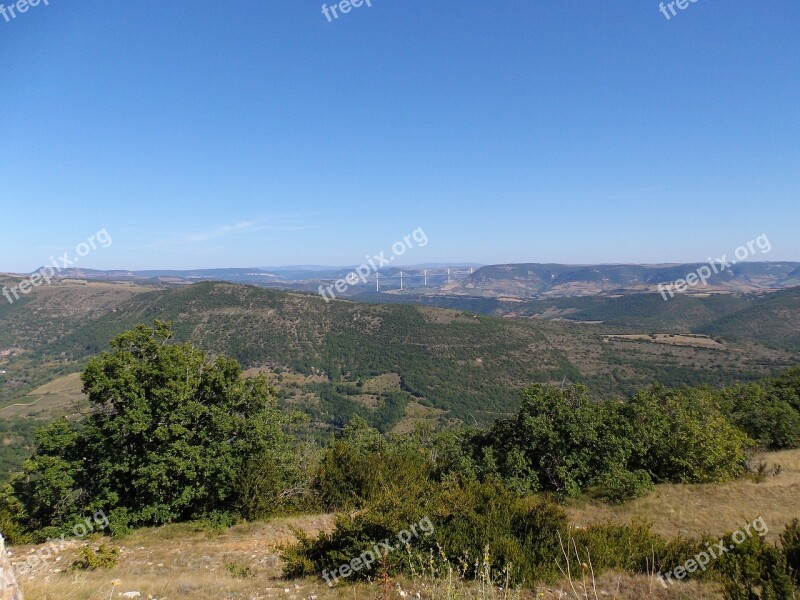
1,0 -> 798,271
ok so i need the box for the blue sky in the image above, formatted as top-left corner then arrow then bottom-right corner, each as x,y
1,0 -> 798,271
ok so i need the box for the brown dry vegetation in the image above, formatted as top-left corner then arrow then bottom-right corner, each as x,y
13,518 -> 724,600
567,449 -> 800,542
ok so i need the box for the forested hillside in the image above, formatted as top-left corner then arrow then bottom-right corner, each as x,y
3,282 -> 798,435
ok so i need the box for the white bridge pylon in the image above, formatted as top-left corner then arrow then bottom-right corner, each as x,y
373,267 -> 474,291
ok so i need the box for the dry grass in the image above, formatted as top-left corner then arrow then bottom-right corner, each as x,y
602,334 -> 725,350
567,449 -> 800,541
0,373 -> 86,420
12,514 -> 724,600
391,401 -> 445,434
14,450 -> 800,599
361,373 -> 402,394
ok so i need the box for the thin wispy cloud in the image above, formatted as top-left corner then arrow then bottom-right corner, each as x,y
145,219 -> 318,250
606,186 -> 663,201
182,221 -> 260,243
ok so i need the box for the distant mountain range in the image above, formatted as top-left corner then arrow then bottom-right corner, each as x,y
453,262 -> 800,298
18,261 -> 800,299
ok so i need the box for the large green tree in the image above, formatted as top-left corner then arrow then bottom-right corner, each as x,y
12,322 -> 304,533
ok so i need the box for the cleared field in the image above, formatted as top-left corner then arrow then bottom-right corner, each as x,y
0,372 -> 86,419
361,373 -> 402,394
603,334 -> 725,350
392,400 -> 446,434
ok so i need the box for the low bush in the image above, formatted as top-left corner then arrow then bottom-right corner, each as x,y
284,477 -> 569,586
780,519 -> 800,586
718,532 -> 795,599
589,468 -> 654,504
572,520 -> 664,574
69,543 -> 120,571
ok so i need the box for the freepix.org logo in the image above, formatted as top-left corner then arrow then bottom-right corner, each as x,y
2,229 -> 113,305
0,0 -> 50,24
659,0 -> 702,21
322,0 -> 372,23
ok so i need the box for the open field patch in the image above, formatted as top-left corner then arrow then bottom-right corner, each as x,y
603,333 -> 725,350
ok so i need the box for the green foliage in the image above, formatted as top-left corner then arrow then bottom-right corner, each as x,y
2,313 -> 799,593
780,519 -> 800,585
470,383 -> 751,502
10,322 -> 306,532
589,468 -> 654,504
285,476 -> 569,586
719,383 -> 800,449
472,384 -> 623,498
225,561 -> 255,578
314,417 -> 440,512
69,543 -> 120,571
623,385 -> 751,483
572,520 -> 664,573
0,418 -> 38,485
0,484 -> 30,544
718,533 -> 795,599
431,479 -> 569,584
772,366 -> 800,413
658,534 -> 719,581
314,416 -> 387,511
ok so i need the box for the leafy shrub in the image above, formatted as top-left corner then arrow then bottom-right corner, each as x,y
572,520 -> 665,573
471,384 -> 630,498
433,478 -> 569,584
623,385 -> 751,483
780,519 -> 800,585
719,384 -> 800,450
69,543 -> 120,571
657,534 -> 718,581
313,416 -> 388,511
314,417 -> 438,512
195,510 -> 239,534
718,532 -> 795,599
284,477 -> 568,586
590,468 -> 654,504
0,485 -> 30,544
225,561 -> 254,578
106,508 -> 133,538
11,323 -> 306,532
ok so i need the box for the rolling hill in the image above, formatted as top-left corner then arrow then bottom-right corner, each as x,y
3,282 -> 798,430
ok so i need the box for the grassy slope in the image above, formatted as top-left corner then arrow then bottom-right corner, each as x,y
568,448 -> 800,542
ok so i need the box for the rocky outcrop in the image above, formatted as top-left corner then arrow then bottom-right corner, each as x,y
0,536 -> 22,600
